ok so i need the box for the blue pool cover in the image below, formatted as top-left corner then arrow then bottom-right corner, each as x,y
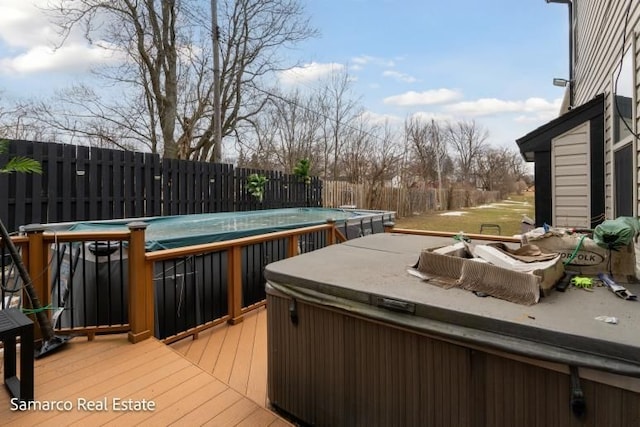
68,208 -> 372,251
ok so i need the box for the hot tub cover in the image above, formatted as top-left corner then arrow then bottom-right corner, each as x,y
264,233 -> 640,377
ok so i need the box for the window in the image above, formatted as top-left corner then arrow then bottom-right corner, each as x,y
612,46 -> 635,217
614,143 -> 634,217
613,48 -> 634,143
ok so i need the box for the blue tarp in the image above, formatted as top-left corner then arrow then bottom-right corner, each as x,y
68,208 -> 366,251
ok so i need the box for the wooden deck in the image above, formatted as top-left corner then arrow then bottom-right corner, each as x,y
0,309 -> 289,426
170,307 -> 270,408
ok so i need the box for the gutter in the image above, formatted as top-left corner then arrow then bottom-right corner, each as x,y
547,0 -> 574,109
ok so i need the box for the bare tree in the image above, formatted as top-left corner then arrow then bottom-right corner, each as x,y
341,114 -> 374,184
475,146 -> 524,197
0,102 -> 27,140
316,69 -> 363,179
48,0 -> 317,160
255,89 -> 322,172
28,85 -> 146,151
446,119 -> 488,185
404,117 -> 452,185
0,95 -> 61,142
404,117 -> 455,208
506,149 -> 527,182
362,122 -> 402,209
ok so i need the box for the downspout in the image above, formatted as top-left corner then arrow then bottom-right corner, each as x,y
546,0 -> 574,108
568,0 -> 574,108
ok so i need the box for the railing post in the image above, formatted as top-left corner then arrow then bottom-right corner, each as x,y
24,225 -> 47,341
287,235 -> 298,257
127,222 -> 153,343
326,219 -> 336,245
227,245 -> 244,325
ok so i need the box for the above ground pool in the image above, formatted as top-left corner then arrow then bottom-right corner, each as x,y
38,207 -> 393,338
60,207 -> 394,250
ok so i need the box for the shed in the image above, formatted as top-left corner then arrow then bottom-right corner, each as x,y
516,93 -> 604,228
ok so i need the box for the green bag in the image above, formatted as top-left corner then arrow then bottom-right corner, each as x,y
593,217 -> 640,250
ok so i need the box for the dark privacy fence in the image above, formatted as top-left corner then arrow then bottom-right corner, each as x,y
0,140 -> 322,232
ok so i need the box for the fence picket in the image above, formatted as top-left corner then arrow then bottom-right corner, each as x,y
0,140 -> 323,232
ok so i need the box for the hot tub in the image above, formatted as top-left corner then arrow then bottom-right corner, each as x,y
264,233 -> 640,427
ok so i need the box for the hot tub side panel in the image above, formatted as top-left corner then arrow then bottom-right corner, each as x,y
267,291 -> 475,427
267,290 -> 640,427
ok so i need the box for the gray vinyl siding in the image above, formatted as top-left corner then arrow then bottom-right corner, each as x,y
552,122 -> 590,227
573,0 -> 640,218
573,0 -> 627,104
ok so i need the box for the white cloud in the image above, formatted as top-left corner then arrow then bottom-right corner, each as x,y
0,1 -> 57,49
351,56 -> 370,65
0,42 -> 124,74
382,70 -> 418,83
409,111 -> 455,122
445,97 -> 562,117
513,109 -> 562,123
351,55 -> 395,67
278,62 -> 345,85
359,110 -> 403,126
383,89 -> 463,106
0,2 -> 126,75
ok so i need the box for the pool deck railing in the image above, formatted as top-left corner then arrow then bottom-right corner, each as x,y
2,219 -> 346,345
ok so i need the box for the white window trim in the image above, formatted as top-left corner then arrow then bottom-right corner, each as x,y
611,36 -> 637,217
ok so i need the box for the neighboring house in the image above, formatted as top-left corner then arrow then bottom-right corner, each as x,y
517,0 -> 637,228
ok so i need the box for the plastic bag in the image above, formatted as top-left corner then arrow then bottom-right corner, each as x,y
593,217 -> 639,250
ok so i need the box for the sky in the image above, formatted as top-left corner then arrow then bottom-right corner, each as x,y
0,0 -> 570,152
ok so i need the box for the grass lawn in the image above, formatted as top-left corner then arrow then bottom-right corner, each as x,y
394,191 -> 535,237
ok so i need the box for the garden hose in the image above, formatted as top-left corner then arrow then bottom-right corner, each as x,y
563,234 -> 587,266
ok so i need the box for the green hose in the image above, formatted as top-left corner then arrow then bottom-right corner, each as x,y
563,235 -> 587,266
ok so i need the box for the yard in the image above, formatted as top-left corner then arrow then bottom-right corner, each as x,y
394,191 -> 535,237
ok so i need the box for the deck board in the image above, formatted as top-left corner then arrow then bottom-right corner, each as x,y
212,318 -> 243,383
203,395 -> 262,427
228,309 -> 258,393
246,308 -> 269,406
71,363 -> 200,426
136,375 -> 232,426
0,326 -> 289,426
169,388 -> 244,426
171,307 -> 270,407
197,321 -> 228,374
236,407 -> 281,427
169,336 -> 192,356
184,326 -> 211,362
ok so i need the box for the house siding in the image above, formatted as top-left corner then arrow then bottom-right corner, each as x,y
573,0 -> 640,218
552,122 -> 590,228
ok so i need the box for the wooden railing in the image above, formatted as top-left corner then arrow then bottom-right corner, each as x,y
145,222 -> 340,343
1,235 -> 29,311
2,226 -> 134,341
384,226 -> 521,243
1,221 -> 342,345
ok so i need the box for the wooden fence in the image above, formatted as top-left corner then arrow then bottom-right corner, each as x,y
322,181 -> 500,217
0,140 -> 321,232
